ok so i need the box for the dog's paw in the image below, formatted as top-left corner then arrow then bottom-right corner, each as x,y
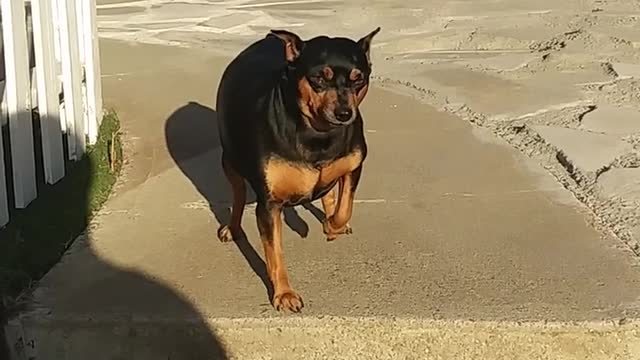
217,225 -> 236,243
273,289 -> 304,313
324,219 -> 352,241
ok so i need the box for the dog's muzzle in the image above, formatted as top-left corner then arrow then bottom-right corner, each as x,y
324,107 -> 356,126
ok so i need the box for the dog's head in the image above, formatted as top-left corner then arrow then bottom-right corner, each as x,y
268,28 -> 381,132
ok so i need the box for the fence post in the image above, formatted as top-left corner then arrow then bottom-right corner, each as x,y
32,0 -> 66,184
0,0 -> 38,208
0,119 -> 9,228
0,82 -> 6,227
56,0 -> 86,160
80,0 -> 104,144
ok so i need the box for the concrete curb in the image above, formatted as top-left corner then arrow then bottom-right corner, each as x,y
5,315 -> 640,359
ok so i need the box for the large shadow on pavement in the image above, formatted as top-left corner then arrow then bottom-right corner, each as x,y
164,102 -> 316,301
1,110 -> 229,359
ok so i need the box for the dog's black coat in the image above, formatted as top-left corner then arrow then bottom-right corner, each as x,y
215,28 -> 379,312
216,34 -> 370,203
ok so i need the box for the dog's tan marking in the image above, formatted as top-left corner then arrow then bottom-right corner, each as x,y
260,206 -> 304,312
324,172 -> 356,241
269,30 -> 303,62
321,88 -> 338,117
298,77 -> 321,117
349,69 -> 369,105
264,150 -> 362,202
298,77 -> 328,131
356,84 -> 369,105
349,68 -> 363,81
298,77 -> 344,131
265,158 -> 318,201
321,182 -> 353,239
318,150 -> 363,188
321,185 -> 337,219
323,66 -> 334,80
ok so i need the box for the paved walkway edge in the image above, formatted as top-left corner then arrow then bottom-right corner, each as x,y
5,315 -> 640,359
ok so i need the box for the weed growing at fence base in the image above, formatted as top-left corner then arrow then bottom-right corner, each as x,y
0,111 -> 122,312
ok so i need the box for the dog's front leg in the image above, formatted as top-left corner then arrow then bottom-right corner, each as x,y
321,183 -> 337,218
256,201 -> 304,312
323,166 -> 362,241
321,183 -> 352,238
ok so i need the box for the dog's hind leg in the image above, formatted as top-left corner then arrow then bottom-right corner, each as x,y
217,156 -> 247,243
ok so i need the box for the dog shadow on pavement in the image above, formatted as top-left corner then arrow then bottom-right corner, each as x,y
1,108 -> 229,359
164,101 -> 322,298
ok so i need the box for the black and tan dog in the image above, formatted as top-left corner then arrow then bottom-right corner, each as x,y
215,27 -> 380,312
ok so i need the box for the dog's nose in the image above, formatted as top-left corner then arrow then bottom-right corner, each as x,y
334,108 -> 353,122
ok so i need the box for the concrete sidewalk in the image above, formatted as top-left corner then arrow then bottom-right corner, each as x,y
4,39 -> 640,359
96,0 -> 640,255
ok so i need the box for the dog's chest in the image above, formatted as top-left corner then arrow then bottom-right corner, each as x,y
264,151 -> 362,202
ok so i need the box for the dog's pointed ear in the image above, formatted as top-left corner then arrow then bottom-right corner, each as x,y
357,27 -> 381,63
269,29 -> 305,62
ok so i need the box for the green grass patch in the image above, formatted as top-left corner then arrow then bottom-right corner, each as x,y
0,111 -> 123,308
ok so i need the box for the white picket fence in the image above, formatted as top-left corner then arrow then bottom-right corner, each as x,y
0,0 -> 103,227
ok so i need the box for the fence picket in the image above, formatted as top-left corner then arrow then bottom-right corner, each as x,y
0,81 -> 6,226
32,0 -> 66,184
80,0 -> 103,144
0,0 -> 103,228
1,0 -> 38,208
0,115 -> 8,228
56,0 -> 86,160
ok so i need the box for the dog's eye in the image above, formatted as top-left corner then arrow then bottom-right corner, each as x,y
353,77 -> 366,87
309,76 -> 326,87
